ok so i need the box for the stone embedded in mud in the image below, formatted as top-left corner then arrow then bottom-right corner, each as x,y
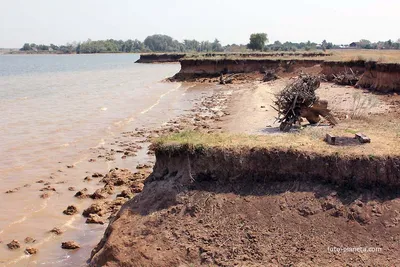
92,172 -> 104,178
74,188 -> 89,199
104,184 -> 115,194
136,164 -> 152,170
84,176 -> 93,182
86,214 -> 105,225
108,177 -> 125,186
24,237 -> 36,244
5,188 -> 19,194
123,151 -> 136,157
68,187 -> 76,191
101,169 -> 126,184
131,182 -> 144,193
322,197 -> 342,211
90,189 -> 108,199
297,201 -> 322,217
63,205 -> 78,215
49,227 -> 63,235
348,204 -> 371,225
7,240 -> 20,250
116,189 -> 134,199
61,241 -> 80,250
40,186 -> 56,191
83,203 -> 103,217
111,197 -> 127,207
36,180 -> 45,183
40,192 -> 50,199
25,247 -> 38,255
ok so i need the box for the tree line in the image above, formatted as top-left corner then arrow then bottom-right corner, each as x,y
20,35 -> 224,54
19,33 -> 400,54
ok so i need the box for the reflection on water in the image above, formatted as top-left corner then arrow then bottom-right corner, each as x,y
0,54 -> 209,265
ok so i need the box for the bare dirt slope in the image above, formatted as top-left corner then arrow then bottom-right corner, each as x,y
90,178 -> 400,267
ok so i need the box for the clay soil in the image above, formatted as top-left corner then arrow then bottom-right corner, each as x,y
90,179 -> 400,267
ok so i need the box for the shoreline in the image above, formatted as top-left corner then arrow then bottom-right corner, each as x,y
0,78 -> 234,266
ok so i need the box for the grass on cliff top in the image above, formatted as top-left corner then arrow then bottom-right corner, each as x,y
175,49 -> 400,64
153,126 -> 400,158
328,49 -> 400,63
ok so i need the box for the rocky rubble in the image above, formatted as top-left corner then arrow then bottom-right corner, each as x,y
25,247 -> 38,255
7,240 -> 20,250
61,241 -> 80,250
63,205 -> 78,215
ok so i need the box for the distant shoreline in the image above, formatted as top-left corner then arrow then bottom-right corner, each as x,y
1,51 -> 141,55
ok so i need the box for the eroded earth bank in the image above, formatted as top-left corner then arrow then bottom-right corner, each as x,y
89,57 -> 400,267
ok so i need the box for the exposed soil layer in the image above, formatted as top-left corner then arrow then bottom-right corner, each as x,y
136,52 -> 331,63
169,57 -> 400,92
135,53 -> 186,63
357,62 -> 400,92
321,60 -> 367,81
90,146 -> 400,267
173,59 -> 324,77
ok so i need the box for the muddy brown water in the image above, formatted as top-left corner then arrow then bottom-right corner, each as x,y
0,54 -> 222,266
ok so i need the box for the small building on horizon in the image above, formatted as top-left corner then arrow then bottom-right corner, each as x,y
349,42 -> 358,48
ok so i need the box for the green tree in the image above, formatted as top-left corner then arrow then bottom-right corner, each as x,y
247,33 -> 268,51
384,39 -> 393,49
211,39 -> 223,52
50,44 -> 59,50
358,39 -> 372,49
20,43 -> 32,51
183,39 -> 200,51
322,40 -> 333,51
76,43 -> 81,54
144,34 -> 179,52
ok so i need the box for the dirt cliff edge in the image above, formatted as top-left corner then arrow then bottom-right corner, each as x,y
89,146 -> 400,267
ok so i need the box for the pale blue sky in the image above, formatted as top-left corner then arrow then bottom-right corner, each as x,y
1,0 -> 399,48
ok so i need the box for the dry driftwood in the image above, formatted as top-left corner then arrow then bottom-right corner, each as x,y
220,73 -> 237,85
263,70 -> 279,82
333,68 -> 359,86
274,74 -> 337,132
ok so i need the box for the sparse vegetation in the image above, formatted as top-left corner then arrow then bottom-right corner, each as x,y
153,123 -> 400,157
350,92 -> 379,119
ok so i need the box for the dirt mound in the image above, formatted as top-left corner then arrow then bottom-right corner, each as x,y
90,147 -> 400,267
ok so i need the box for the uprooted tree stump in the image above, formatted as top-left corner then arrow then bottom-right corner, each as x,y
273,74 -> 338,132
